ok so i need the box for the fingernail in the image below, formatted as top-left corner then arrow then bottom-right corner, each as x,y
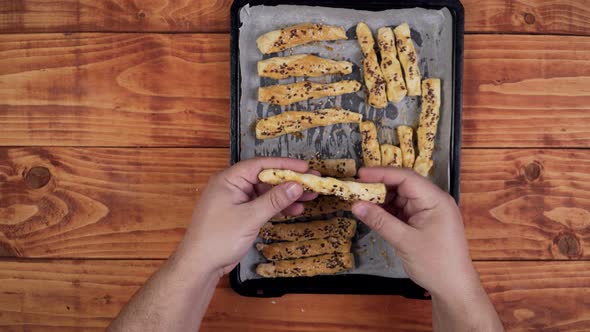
352,203 -> 367,218
285,183 -> 301,199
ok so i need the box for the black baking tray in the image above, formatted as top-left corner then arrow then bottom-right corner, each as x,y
230,0 -> 464,298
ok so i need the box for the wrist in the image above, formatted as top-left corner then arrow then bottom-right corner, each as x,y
170,242 -> 224,281
429,264 -> 483,303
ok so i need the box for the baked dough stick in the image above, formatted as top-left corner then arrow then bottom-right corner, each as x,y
308,159 -> 356,178
257,23 -> 347,54
414,78 -> 441,177
270,196 -> 352,222
258,169 -> 386,203
256,109 -> 361,140
356,23 -> 387,109
261,217 -> 357,241
258,54 -> 353,79
361,121 -> 381,167
259,80 -> 362,106
393,23 -> 421,96
256,253 -> 354,278
397,125 -> 415,168
381,144 -> 402,167
256,237 -> 352,261
377,27 -> 407,103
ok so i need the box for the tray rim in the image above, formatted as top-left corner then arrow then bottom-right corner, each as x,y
229,0 -> 464,298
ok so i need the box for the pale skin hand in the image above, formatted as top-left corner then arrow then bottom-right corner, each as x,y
108,158 -> 315,332
352,167 -> 504,332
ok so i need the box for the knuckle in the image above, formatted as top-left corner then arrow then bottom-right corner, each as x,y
370,211 -> 387,232
268,190 -> 285,211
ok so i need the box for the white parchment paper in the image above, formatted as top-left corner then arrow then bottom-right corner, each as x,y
237,5 -> 454,281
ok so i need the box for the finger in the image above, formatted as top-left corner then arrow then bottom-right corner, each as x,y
254,183 -> 317,202
298,191 -> 319,202
357,167 -> 444,200
248,182 -> 304,224
225,157 -> 309,193
254,183 -> 272,196
280,202 -> 304,217
307,169 -> 322,176
352,201 -> 413,250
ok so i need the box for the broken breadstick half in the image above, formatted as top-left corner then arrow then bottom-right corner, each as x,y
356,23 -> 387,109
256,108 -> 361,140
257,23 -> 347,54
258,54 -> 353,79
259,80 -> 361,106
308,159 -> 356,178
361,121 -> 381,167
377,27 -> 407,103
256,252 -> 354,278
397,125 -> 415,168
393,23 -> 421,96
414,78 -> 441,177
380,144 -> 402,167
258,169 -> 386,203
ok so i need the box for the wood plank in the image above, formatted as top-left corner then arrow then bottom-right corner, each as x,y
1,34 -> 589,148
463,0 -> 590,35
0,259 -> 589,331
0,147 -> 228,258
0,0 -> 231,33
462,149 -> 590,260
1,147 -> 589,260
0,33 -> 229,147
463,34 -> 590,148
1,0 -> 589,35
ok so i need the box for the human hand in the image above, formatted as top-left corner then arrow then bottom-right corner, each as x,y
176,158 -> 317,277
351,168 -> 480,299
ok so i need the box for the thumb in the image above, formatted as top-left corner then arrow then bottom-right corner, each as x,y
352,201 -> 412,250
249,182 -> 304,223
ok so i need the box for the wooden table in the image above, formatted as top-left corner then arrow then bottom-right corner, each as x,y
1,1 -> 589,330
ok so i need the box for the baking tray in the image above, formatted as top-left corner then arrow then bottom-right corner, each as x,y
230,0 -> 464,298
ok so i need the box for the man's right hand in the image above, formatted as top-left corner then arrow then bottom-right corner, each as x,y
351,167 -> 480,299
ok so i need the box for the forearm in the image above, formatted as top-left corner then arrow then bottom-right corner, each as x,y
108,251 -> 221,332
432,284 -> 504,332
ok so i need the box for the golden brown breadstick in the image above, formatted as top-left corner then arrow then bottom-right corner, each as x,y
397,125 -> 415,168
377,27 -> 407,103
258,169 -> 386,203
414,78 -> 441,177
308,159 -> 357,178
270,196 -> 353,222
256,237 -> 352,261
361,121 -> 381,167
259,80 -> 362,106
257,23 -> 347,54
393,23 -> 421,96
356,23 -> 387,109
256,253 -> 354,278
258,54 -> 353,79
260,217 -> 357,242
380,144 -> 402,167
256,109 -> 362,140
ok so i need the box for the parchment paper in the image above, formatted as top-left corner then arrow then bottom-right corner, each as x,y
238,5 -> 454,281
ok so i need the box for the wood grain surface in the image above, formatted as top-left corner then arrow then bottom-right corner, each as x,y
0,259 -> 588,331
1,2 -> 589,331
463,34 -> 590,148
0,33 -> 229,147
0,147 -> 228,258
1,147 -> 588,260
1,0 -> 589,35
462,149 -> 590,260
1,34 -> 588,147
